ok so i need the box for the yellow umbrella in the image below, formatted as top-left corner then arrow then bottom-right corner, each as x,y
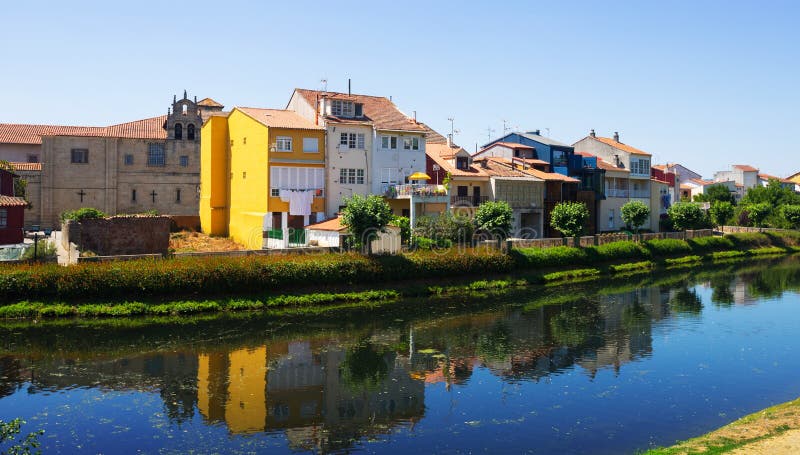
408,172 -> 431,180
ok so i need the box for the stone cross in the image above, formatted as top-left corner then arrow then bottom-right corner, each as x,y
77,189 -> 87,203
150,190 -> 158,203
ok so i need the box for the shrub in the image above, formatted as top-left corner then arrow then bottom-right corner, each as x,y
591,241 -> 649,261
20,239 -> 57,260
644,238 -> 692,256
412,236 -> 452,250
782,205 -> 800,229
667,202 -> 708,231
414,213 -> 473,244
340,194 -> 393,252
686,236 -> 734,253
389,216 -> 411,244
550,201 -> 590,238
513,246 -> 588,268
725,232 -> 771,249
620,200 -> 650,233
474,201 -> 513,239
60,207 -> 106,222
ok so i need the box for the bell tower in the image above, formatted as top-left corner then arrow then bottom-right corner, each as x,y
165,90 -> 203,141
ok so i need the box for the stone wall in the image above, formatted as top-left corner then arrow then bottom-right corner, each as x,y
63,216 -> 171,256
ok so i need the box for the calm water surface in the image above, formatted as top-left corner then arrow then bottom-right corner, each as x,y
2,257 -> 800,454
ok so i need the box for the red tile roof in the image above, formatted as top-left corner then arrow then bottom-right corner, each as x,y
426,144 -> 489,179
1,116 -> 169,143
237,108 -> 324,131
0,195 -> 28,207
758,173 -> 793,184
305,216 -> 347,232
593,137 -> 651,156
8,162 -> 41,172
492,142 -> 535,150
478,157 -> 579,182
733,164 -> 759,172
293,88 -> 427,133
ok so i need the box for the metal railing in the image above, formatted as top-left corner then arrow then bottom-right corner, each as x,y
386,184 -> 448,198
451,195 -> 489,206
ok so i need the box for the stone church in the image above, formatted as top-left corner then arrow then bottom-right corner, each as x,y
0,92 -> 224,229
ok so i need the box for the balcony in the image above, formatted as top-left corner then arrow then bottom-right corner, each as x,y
451,195 -> 489,206
631,189 -> 651,198
606,189 -> 629,198
385,184 -> 449,202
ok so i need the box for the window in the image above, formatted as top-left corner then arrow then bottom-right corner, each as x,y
0,208 -> 6,228
27,155 -> 38,163
147,143 -> 165,166
630,158 -> 651,175
552,149 -> 568,168
381,136 -> 398,150
276,136 -> 292,152
339,168 -> 364,185
124,154 -> 134,165
456,156 -> 469,170
270,166 -> 325,195
302,138 -> 319,153
71,149 -> 88,164
187,124 -> 195,141
331,100 -> 355,117
131,189 -> 137,202
457,186 -> 468,197
174,123 -> 183,140
403,137 -> 420,150
608,209 -> 615,229
339,133 -> 365,149
176,188 -> 182,203
180,155 -> 189,167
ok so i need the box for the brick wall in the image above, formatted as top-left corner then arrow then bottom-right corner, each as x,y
63,216 -> 171,256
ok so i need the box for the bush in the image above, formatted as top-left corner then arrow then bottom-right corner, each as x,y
782,205 -> 800,229
686,236 -> 734,253
414,213 -> 473,244
643,238 -> 692,256
667,202 -> 708,231
725,232 -> 771,249
413,236 -> 452,250
591,241 -> 649,261
389,216 -> 411,244
340,194 -> 393,251
60,207 -> 106,223
20,239 -> 57,260
514,246 -> 588,268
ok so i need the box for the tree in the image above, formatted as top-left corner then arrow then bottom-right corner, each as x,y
745,202 -> 771,227
709,201 -> 734,227
414,212 -> 474,244
620,200 -> 650,233
782,205 -> 800,229
743,180 -> 800,206
693,184 -> 736,205
474,201 -> 513,240
340,194 -> 393,253
389,215 -> 410,244
667,202 -> 708,231
550,201 -> 589,240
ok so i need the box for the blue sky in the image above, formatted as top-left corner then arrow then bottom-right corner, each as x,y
1,0 -> 798,178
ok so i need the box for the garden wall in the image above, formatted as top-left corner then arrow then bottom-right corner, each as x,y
63,216 -> 171,256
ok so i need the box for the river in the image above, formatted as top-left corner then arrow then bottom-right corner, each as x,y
1,256 -> 800,454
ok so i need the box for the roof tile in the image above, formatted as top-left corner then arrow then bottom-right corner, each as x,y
294,89 -> 427,133
593,137 -> 651,156
237,107 -> 324,131
0,195 -> 28,207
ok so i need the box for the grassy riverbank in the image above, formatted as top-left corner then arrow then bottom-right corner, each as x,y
645,397 -> 800,454
0,231 -> 798,319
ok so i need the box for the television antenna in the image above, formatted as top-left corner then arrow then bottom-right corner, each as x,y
320,78 -> 328,92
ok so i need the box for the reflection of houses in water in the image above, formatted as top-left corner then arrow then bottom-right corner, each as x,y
2,352 -> 199,422
196,339 -> 425,452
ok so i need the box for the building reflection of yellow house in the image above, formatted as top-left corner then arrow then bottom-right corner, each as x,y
195,338 -> 424,449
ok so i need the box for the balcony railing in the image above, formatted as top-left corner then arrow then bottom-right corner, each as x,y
451,195 -> 489,206
606,188 -> 629,198
605,188 -> 651,199
385,184 -> 448,199
631,189 -> 651,198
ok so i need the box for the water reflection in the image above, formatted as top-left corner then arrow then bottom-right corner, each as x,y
1,256 -> 799,453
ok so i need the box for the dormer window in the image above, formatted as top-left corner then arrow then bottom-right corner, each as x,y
331,100 -> 356,117
456,156 -> 470,170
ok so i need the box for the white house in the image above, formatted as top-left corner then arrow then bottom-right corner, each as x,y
287,88 -> 427,218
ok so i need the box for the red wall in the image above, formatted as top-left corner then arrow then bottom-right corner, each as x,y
0,206 -> 24,244
0,169 -> 14,196
426,155 -> 448,184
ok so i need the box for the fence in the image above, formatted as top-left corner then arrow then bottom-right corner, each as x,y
718,225 -> 790,234
509,229 -> 713,249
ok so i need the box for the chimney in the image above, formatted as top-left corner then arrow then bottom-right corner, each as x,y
348,78 -> 351,96
590,129 -> 596,137
614,131 -> 620,142
446,134 -> 452,147
413,110 -> 417,123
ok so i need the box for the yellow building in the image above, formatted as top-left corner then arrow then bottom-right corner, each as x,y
200,107 -> 326,249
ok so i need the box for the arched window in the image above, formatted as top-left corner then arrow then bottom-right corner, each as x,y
174,123 -> 183,140
187,124 -> 195,141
